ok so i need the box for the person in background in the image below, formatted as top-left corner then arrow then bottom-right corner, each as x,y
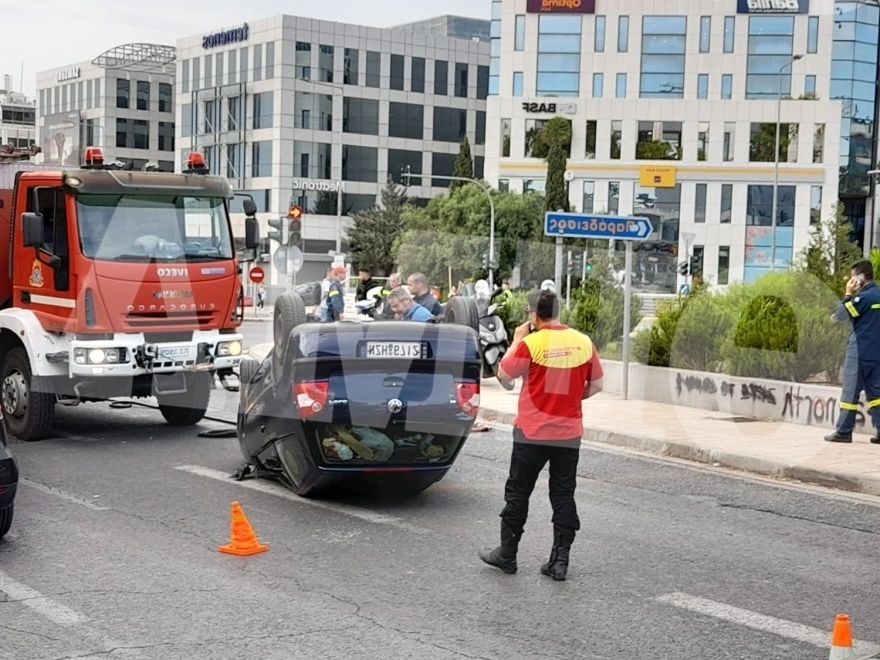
313,267 -> 333,320
256,284 -> 266,312
379,273 -> 401,319
323,266 -> 347,322
355,267 -> 376,302
479,289 -> 603,581
386,287 -> 433,321
406,272 -> 442,316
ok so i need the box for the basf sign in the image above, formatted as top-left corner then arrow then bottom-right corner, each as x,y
737,0 -> 808,13
526,0 -> 595,13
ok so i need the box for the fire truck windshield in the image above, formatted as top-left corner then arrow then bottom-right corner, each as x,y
75,194 -> 235,262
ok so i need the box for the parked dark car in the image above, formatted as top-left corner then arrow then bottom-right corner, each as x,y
0,412 -> 17,539
236,292 -> 482,496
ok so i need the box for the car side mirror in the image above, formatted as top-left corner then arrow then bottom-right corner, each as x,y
245,216 -> 259,250
242,198 -> 258,217
22,212 -> 43,248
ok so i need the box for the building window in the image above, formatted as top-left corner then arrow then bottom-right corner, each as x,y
365,51 -> 381,88
227,50 -> 237,84
295,92 -> 332,131
85,119 -> 99,147
747,16 -> 794,99
513,72 -> 524,96
158,83 -> 172,112
343,97 -> 380,135
804,75 -> 816,97
582,181 -> 595,213
640,16 -> 687,99
747,184 -> 796,226
592,73 -> 603,98
749,122 -> 797,162
595,15 -> 605,52
490,1 -> 501,96
524,119 -> 546,157
501,119 -> 511,157
813,123 -> 824,163
115,118 -> 148,150
537,15 -> 581,96
136,81 -> 150,111
239,47 -> 248,83
265,42 -> 275,79
724,16 -> 735,53
388,102 -> 424,140
498,179 -> 510,192
476,111 -> 486,146
181,104 -> 193,138
698,122 -> 709,161
608,181 -> 619,214
700,16 -> 711,53
116,79 -> 130,109
455,63 -> 469,97
204,53 -> 213,87
618,16 -> 629,52
477,65 -> 489,100
585,120 -> 596,158
181,60 -> 190,94
296,42 -> 311,80
721,74 -> 732,99
721,184 -> 732,223
388,149 -> 423,186
412,57 -> 426,93
524,179 -> 546,195
390,54 -> 405,91
723,122 -> 734,161
227,96 -> 243,131
433,107 -> 467,143
697,74 -> 708,99
294,142 -> 332,180
215,52 -> 225,87
615,73 -> 626,98
342,145 -> 378,183
810,186 -> 822,226
695,184 -> 707,223
251,141 -> 272,177
158,122 -> 174,152
611,121 -> 622,160
204,99 -> 218,134
192,57 -> 201,90
344,48 -> 359,85
253,92 -> 273,130
432,153 -> 458,188
434,60 -> 448,95
718,246 -> 730,285
253,44 -> 262,82
318,44 -> 334,83
807,16 -> 819,54
636,121 -> 682,160
515,15 -> 526,51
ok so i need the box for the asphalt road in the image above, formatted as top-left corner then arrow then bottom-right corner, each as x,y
3,370 -> 880,660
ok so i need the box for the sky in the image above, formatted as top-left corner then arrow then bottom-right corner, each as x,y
0,0 -> 490,97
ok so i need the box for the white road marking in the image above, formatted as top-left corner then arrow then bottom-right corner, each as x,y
0,569 -> 86,626
656,592 -> 878,653
175,465 -> 432,534
19,478 -> 108,511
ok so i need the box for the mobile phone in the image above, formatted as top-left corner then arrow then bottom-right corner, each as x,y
528,323 -> 535,334
857,274 -> 866,287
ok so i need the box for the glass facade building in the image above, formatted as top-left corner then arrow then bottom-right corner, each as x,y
486,0 -> 880,291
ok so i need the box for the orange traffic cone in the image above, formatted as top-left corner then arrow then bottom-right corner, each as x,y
829,613 -> 855,659
218,501 -> 268,556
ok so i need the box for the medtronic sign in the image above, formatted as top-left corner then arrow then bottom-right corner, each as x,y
203,24 -> 249,49
292,179 -> 343,193
737,0 -> 808,13
526,0 -> 595,13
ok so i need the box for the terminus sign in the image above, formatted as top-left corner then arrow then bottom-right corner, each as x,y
526,0 -> 595,12
737,0 -> 808,13
203,24 -> 249,49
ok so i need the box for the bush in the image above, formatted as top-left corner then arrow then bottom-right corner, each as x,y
497,290 -> 530,339
568,277 -> 642,350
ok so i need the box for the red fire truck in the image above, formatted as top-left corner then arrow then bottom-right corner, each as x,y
0,144 -> 258,440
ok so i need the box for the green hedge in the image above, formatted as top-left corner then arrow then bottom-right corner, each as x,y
632,271 -> 849,383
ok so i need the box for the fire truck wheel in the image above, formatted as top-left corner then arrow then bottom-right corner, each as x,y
157,371 -> 212,426
1,347 -> 55,442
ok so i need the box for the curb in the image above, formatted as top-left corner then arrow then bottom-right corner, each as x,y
477,407 -> 880,498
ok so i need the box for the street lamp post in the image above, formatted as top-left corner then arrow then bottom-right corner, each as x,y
306,80 -> 345,256
770,54 -> 803,272
402,167 -> 496,290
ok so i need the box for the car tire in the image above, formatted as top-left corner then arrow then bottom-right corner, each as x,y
273,293 -> 308,383
1,347 -> 55,442
0,504 -> 12,539
238,356 -> 260,415
444,296 -> 479,334
157,372 -> 212,426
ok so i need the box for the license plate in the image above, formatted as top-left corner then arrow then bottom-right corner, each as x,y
155,345 -> 196,360
364,341 -> 424,359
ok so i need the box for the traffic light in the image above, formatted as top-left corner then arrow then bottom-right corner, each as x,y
268,217 -> 287,245
678,261 -> 690,276
568,252 -> 583,275
288,205 -> 303,248
689,253 -> 703,277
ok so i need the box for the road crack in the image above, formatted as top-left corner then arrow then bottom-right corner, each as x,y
0,624 -> 68,644
716,501 -> 880,536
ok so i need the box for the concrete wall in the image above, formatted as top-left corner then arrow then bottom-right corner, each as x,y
600,361 -> 861,432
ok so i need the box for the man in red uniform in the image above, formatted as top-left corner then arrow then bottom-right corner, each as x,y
479,289 -> 603,581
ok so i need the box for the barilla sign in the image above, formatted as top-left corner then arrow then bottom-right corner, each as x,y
737,0 -> 808,13
526,0 -> 595,13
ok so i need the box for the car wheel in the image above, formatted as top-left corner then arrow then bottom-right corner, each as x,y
444,296 -> 479,334
273,293 -> 308,383
0,504 -> 12,539
238,356 -> 260,416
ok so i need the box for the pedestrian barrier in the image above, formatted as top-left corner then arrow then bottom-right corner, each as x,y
830,613 -> 855,659
218,501 -> 269,556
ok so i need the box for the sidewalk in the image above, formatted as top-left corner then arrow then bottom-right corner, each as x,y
478,381 -> 880,497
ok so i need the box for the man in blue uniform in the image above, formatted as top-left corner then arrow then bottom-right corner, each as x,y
323,266 -> 347,322
826,260 -> 880,443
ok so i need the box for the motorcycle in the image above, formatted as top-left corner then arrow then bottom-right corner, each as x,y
459,281 -> 514,390
354,285 -> 388,321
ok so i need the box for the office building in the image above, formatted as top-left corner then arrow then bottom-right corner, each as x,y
393,15 -> 491,42
486,0 -> 879,290
174,15 -> 490,285
0,75 -> 36,151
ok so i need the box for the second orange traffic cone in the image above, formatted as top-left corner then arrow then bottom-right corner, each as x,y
829,613 -> 855,660
218,501 -> 268,556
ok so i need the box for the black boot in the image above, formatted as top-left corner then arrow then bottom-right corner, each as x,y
479,521 -> 523,574
541,526 -> 575,581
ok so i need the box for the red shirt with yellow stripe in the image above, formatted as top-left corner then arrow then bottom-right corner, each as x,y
499,323 -> 603,441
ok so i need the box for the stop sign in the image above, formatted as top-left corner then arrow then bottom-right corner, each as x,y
249,266 -> 265,283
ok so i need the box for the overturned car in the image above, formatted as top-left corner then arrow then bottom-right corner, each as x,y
236,293 -> 482,496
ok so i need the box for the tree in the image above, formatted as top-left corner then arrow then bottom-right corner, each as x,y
310,191 -> 352,215
347,178 -> 409,276
539,117 -> 573,213
451,137 -> 474,191
794,202 -> 862,296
